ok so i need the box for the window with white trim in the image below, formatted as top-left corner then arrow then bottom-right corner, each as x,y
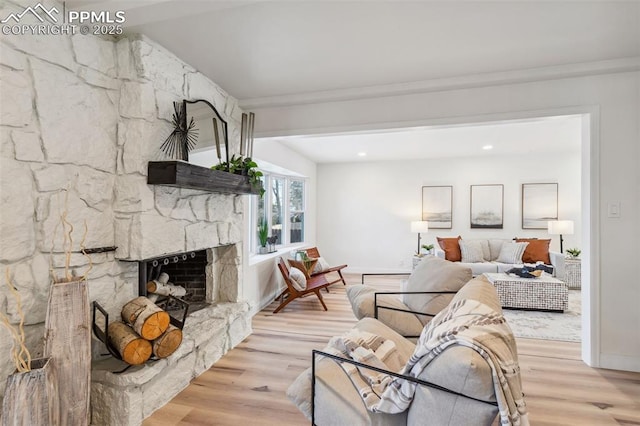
252,173 -> 306,252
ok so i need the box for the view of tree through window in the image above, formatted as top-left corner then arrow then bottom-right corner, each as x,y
270,177 -> 285,245
290,180 -> 304,243
256,175 -> 265,243
252,173 -> 306,252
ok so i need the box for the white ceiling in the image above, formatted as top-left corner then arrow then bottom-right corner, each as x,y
272,114 -> 583,163
65,1 -> 633,162
68,1 -> 640,103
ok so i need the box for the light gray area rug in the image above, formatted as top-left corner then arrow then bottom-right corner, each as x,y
503,290 -> 581,342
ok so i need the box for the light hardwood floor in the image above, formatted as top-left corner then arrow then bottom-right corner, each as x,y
144,274 -> 640,426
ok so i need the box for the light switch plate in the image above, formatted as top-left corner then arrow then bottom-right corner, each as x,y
608,202 -> 621,218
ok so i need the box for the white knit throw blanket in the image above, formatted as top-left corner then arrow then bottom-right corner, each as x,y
326,299 -> 529,426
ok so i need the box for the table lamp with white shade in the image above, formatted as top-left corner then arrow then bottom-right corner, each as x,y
548,220 -> 574,253
411,220 -> 429,253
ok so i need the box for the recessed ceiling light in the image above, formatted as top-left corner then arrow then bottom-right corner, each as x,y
357,152 -> 367,157
482,145 -> 493,150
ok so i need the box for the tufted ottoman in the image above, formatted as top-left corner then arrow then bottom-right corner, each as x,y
484,272 -> 568,312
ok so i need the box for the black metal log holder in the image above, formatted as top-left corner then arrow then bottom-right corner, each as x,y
138,251 -> 198,298
92,296 -> 189,373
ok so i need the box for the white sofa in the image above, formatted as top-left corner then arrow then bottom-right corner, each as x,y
434,238 -> 564,277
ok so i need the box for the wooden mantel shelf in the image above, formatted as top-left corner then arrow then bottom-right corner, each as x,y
147,161 -> 260,195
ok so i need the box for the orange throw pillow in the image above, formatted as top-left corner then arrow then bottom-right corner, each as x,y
437,236 -> 462,262
516,238 -> 551,264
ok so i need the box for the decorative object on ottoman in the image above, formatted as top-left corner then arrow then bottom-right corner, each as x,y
506,267 -> 542,278
505,264 -> 553,279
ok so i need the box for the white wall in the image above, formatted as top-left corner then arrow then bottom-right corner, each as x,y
250,70 -> 640,372
317,152 -> 581,273
241,139 -> 318,313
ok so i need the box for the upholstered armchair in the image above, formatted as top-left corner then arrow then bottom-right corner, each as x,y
346,256 -> 473,338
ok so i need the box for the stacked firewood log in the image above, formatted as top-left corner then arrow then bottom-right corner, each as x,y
108,277 -> 185,365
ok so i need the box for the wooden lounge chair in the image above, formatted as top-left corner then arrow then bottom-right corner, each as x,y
274,258 -> 342,313
303,247 -> 348,286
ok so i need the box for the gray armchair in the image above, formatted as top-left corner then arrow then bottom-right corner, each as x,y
347,256 -> 473,338
288,275 -> 513,425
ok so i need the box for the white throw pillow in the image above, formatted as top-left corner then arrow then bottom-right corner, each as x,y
497,242 -> 529,264
289,267 -> 307,291
459,240 -> 486,263
488,239 -> 509,261
312,257 -> 331,274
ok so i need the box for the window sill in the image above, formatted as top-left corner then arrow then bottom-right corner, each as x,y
247,243 -> 309,266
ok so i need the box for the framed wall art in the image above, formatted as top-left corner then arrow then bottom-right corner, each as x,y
422,186 -> 453,229
470,184 -> 504,229
522,183 -> 558,229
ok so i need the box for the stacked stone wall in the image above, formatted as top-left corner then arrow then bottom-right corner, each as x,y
0,0 -> 248,405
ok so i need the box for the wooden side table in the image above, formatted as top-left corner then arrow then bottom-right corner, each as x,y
564,258 -> 581,289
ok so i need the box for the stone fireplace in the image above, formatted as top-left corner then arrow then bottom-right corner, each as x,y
138,244 -> 241,312
0,5 -> 253,423
87,35 -> 253,425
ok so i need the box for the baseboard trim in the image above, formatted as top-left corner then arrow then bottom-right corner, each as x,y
598,353 -> 640,373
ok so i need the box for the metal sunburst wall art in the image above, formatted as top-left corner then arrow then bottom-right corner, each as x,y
160,101 -> 199,161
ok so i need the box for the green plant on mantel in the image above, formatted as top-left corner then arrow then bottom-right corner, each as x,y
566,248 -> 581,258
212,154 -> 265,196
